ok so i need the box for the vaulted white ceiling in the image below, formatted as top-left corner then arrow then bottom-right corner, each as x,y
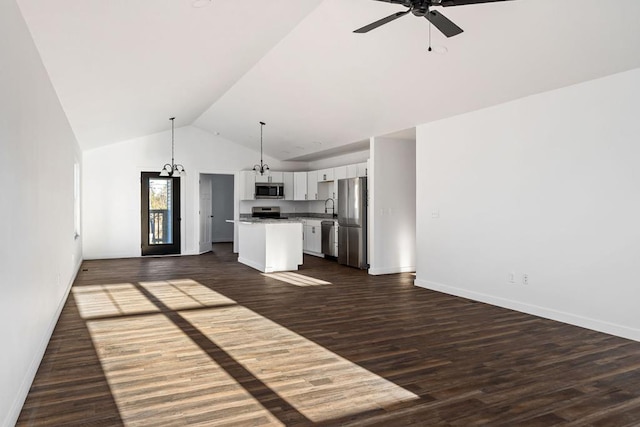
17,0 -> 640,161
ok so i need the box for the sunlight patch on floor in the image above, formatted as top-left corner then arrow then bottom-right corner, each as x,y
139,279 -> 237,310
86,313 -> 284,426
72,283 -> 159,319
181,306 -> 419,422
262,272 -> 332,286
74,279 -> 418,425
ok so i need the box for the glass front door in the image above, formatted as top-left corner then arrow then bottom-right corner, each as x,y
141,172 -> 181,255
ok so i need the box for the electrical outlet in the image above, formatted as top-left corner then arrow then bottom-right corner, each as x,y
508,272 -> 515,284
522,274 -> 529,285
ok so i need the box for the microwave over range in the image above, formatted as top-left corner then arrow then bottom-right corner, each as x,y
255,182 -> 285,199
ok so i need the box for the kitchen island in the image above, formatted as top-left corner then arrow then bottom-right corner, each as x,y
237,220 -> 303,273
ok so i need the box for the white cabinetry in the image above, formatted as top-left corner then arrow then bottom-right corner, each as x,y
333,166 -> 347,201
283,172 -> 294,201
303,219 -> 322,255
270,171 -> 284,183
357,162 -> 368,177
317,168 -> 334,182
294,172 -> 307,200
307,170 -> 319,200
346,162 -> 367,178
256,172 -> 283,183
240,171 -> 255,200
240,162 -> 367,202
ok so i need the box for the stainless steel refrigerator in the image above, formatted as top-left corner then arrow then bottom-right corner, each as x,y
337,177 -> 368,269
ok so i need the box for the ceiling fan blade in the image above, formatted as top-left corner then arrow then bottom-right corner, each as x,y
424,10 -> 463,37
439,0 -> 513,6
354,9 -> 411,33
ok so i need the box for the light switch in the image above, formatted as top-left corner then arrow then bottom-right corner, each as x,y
431,209 -> 440,219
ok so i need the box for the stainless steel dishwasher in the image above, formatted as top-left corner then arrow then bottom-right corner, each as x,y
321,220 -> 336,257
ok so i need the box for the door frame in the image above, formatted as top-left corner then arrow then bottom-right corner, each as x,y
198,173 -> 235,253
141,171 -> 181,256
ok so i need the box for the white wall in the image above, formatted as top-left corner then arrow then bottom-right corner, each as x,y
369,137 -> 416,275
0,1 -> 82,425
83,125 -> 306,259
415,68 -> 640,341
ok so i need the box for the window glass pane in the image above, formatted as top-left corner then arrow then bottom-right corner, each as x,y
148,179 -> 173,245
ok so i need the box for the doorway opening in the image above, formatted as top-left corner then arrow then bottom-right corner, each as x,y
141,172 -> 181,256
199,173 -> 234,254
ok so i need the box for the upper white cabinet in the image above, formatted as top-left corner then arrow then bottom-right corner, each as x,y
317,168 -> 334,182
255,172 -> 283,183
357,162 -> 368,177
307,170 -> 319,200
333,166 -> 347,201
239,161 -> 367,202
240,171 -> 256,200
270,171 -> 284,183
346,164 -> 358,178
283,172 -> 294,201
294,171 -> 307,200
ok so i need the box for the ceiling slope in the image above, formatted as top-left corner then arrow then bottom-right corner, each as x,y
17,0 -> 640,159
195,0 -> 640,160
16,0 -> 323,150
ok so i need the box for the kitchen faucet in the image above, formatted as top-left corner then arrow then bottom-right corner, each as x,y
324,198 -> 335,217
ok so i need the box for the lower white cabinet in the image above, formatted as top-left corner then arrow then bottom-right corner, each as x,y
303,220 -> 322,255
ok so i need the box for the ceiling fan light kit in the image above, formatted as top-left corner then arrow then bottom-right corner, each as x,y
354,0 -> 512,38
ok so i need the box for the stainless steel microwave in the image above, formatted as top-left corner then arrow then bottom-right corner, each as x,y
255,182 -> 285,199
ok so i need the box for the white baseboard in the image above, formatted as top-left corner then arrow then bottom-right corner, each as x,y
368,265 -> 415,276
303,250 -> 325,258
237,256 -> 265,273
5,260 -> 82,427
414,278 -> 640,342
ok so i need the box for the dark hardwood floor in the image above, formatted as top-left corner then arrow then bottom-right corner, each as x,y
17,243 -> 640,426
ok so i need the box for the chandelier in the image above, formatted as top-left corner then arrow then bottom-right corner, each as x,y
160,117 -> 185,177
252,121 -> 270,176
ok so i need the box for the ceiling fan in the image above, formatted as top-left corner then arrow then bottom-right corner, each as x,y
354,0 -> 512,38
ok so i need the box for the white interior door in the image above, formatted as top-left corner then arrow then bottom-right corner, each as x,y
199,175 -> 213,253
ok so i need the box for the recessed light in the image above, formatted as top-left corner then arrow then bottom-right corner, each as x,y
312,141 -> 322,145
192,0 -> 212,8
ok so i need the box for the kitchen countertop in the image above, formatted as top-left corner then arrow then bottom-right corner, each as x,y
238,216 -> 337,224
238,218 -> 305,224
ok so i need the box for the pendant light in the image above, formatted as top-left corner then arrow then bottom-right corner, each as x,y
160,117 -> 185,177
252,121 -> 270,176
